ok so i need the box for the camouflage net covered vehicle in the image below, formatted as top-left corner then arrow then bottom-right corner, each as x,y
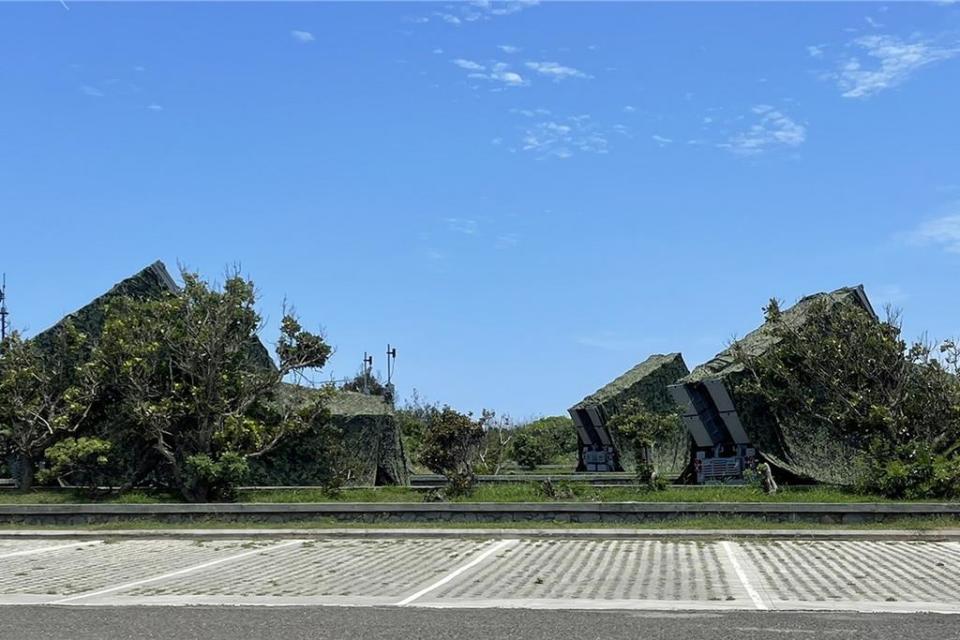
569,353 -> 690,475
27,261 -> 410,487
669,285 -> 877,484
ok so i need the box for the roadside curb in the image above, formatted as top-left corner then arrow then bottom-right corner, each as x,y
3,528 -> 960,541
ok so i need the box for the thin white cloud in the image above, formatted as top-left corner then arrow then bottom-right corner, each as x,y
498,44 -> 521,54
652,134 -> 673,147
80,85 -> 103,97
146,103 -> 163,111
290,30 -> 315,43
454,59 -> 525,86
445,218 -> 479,235
721,105 -> 806,155
907,212 -> 960,253
517,114 -> 610,159
432,48 -> 444,55
827,34 -> 959,98
807,44 -> 826,58
452,58 -> 485,71
427,1 -> 539,26
623,105 -> 636,113
524,61 -> 591,81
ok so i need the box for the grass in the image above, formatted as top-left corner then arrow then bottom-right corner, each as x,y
0,515 -> 957,532
0,483 -> 940,504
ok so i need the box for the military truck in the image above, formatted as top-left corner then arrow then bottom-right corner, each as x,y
568,353 -> 690,474
668,285 -> 877,484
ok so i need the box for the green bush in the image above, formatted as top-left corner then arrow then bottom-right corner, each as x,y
736,299 -> 960,498
38,437 -> 113,496
419,407 -> 485,496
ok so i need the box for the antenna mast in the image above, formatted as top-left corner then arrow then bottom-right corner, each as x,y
362,352 -> 373,395
386,344 -> 397,385
0,274 -> 8,341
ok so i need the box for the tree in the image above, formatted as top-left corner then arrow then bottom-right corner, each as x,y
510,416 -> 578,470
419,406 -> 485,496
607,398 -> 680,488
395,390 -> 440,468
38,437 -> 113,496
734,299 -> 960,498
476,410 -> 513,475
91,269 -> 332,501
0,325 -> 96,491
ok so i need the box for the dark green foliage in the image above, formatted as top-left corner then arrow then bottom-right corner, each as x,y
183,452 -> 250,502
607,398 -> 679,489
735,298 -> 960,497
511,430 -> 547,470
396,391 -> 440,467
0,324 -> 97,491
510,416 -> 578,470
340,371 -> 386,396
419,406 -> 485,496
38,437 -> 113,496
90,268 -> 332,501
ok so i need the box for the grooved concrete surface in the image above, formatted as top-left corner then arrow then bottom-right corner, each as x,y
0,537 -> 959,613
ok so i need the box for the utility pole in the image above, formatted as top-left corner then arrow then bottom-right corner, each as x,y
0,274 -> 8,341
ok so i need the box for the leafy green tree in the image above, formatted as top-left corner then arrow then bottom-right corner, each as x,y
91,269 -> 332,501
735,300 -> 960,497
38,437 -> 113,496
419,406 -> 485,496
607,398 -> 680,488
511,429 -> 545,470
396,390 -> 440,469
509,416 -> 578,470
0,325 -> 97,491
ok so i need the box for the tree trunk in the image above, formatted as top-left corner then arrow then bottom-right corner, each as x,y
17,455 -> 34,492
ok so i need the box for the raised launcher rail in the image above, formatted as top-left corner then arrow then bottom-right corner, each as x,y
668,379 -> 756,483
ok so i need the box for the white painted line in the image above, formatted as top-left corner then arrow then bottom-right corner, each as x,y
50,540 -> 303,605
0,541 -> 102,559
720,541 -> 767,611
396,539 -> 518,606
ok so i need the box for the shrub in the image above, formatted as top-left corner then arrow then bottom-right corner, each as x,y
419,407 -> 485,496
38,437 -> 113,496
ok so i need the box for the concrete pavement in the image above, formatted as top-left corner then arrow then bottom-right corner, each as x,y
0,535 -> 958,613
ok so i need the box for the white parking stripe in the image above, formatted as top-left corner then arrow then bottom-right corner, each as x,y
396,539 -> 518,606
50,540 -> 303,604
0,541 -> 102,559
720,541 -> 767,611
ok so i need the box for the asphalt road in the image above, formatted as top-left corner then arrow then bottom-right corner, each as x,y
1,606 -> 957,640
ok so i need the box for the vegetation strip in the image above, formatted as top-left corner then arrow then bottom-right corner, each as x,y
4,528 -> 960,541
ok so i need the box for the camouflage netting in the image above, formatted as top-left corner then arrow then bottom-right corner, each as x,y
31,261 -> 178,356
572,353 -> 691,476
325,390 -> 409,486
677,285 -> 877,484
30,261 -> 275,370
27,261 -> 409,486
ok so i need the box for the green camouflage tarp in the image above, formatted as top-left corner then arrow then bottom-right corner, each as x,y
570,353 -> 690,475
673,285 -> 877,484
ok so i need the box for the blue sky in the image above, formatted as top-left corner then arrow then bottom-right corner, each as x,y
1,1 -> 959,420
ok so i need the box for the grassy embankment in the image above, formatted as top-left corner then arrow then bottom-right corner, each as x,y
0,484 -> 943,504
